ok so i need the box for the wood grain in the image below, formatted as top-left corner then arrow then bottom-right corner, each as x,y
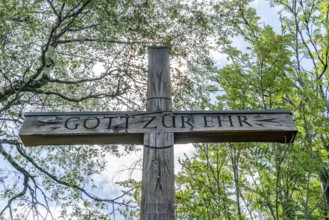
141,47 -> 175,220
18,46 -> 298,220
19,111 -> 297,146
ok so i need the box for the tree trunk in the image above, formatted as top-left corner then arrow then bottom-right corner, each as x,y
320,171 -> 329,220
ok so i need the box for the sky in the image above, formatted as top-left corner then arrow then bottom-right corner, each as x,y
99,1 -> 282,219
0,1 -> 281,219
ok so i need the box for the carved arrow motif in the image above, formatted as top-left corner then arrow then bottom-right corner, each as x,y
36,117 -> 63,130
254,118 -> 278,127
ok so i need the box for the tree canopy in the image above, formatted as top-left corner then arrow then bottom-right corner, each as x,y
1,0 -> 329,219
177,0 -> 329,219
0,0 -> 232,219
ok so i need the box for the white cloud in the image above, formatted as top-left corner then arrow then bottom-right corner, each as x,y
250,0 -> 282,33
93,143 -> 195,186
211,50 -> 229,68
174,143 -> 196,173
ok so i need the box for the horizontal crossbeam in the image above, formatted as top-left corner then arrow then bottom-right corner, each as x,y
19,110 -> 297,146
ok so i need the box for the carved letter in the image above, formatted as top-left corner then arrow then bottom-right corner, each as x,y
238,116 -> 252,127
181,116 -> 194,129
228,116 -> 234,127
120,115 -> 132,130
216,116 -> 223,127
65,117 -> 80,130
83,117 -> 100,129
143,116 -> 157,129
162,114 -> 176,128
203,116 -> 214,127
104,116 -> 117,129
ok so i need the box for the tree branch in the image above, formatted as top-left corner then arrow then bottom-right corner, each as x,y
26,88 -> 126,103
55,38 -> 154,45
14,142 -> 131,206
47,69 -> 120,84
0,144 -> 30,217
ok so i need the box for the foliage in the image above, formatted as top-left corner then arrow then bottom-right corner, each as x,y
176,0 -> 329,219
4,0 -> 329,219
0,0 -> 234,219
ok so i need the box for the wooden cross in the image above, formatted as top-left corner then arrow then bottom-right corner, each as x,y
19,47 -> 297,220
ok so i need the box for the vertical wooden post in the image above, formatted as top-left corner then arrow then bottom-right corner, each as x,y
141,47 -> 175,219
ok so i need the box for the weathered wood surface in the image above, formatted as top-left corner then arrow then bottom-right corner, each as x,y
141,47 -> 175,220
18,46 -> 298,220
19,111 -> 297,146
